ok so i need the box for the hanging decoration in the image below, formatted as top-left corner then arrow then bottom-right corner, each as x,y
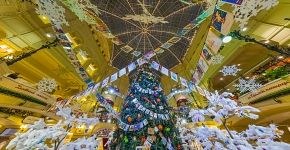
35,0 -> 68,28
37,78 -> 57,93
60,0 -> 100,24
234,79 -> 262,93
233,0 -> 279,29
2,38 -> 59,66
0,87 -> 47,106
122,0 -> 168,24
132,98 -> 169,120
230,30 -> 290,56
219,64 -> 241,76
211,54 -> 224,65
118,119 -> 149,132
133,82 -> 162,94
53,27 -> 92,84
34,0 -> 93,84
96,93 -> 119,119
71,58 -> 208,104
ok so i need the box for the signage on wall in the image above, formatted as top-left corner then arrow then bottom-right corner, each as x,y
0,76 -> 56,105
239,75 -> 290,103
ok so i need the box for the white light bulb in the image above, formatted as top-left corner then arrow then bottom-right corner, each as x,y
222,36 -> 232,43
242,27 -> 248,32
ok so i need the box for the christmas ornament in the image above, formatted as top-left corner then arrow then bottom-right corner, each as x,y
220,65 -> 241,76
37,78 -> 57,93
165,127 -> 171,132
156,98 -> 161,103
124,136 -> 129,143
127,116 -> 132,123
158,124 -> 164,131
234,79 -> 262,93
137,114 -> 142,119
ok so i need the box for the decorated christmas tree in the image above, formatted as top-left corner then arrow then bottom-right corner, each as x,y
109,64 -> 182,149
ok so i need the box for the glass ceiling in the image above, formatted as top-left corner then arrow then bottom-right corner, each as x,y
93,0 -> 206,69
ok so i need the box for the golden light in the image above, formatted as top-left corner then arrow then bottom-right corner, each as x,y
39,15 -> 51,24
89,125 -> 95,129
0,45 -> 8,49
20,124 -> 28,129
6,49 -> 14,53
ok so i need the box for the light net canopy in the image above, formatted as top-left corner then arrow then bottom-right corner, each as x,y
93,0 -> 206,69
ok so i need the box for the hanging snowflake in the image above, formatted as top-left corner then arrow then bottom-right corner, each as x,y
234,79 -> 262,93
37,78 -> 57,93
61,0 -> 100,24
211,54 -> 224,65
36,0 -> 68,28
233,0 -> 279,29
219,65 -> 241,76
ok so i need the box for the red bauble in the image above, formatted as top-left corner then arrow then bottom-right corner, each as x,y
127,116 -> 132,123
156,98 -> 161,103
178,144 -> 181,150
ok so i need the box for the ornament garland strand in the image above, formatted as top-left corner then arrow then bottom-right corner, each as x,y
0,87 -> 47,106
229,30 -> 290,56
2,38 -> 59,65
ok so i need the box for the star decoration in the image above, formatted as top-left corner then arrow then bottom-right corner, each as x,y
219,65 -> 241,76
211,54 -> 224,65
37,78 -> 57,93
234,79 -> 262,93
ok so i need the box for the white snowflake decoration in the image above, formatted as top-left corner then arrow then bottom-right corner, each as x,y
234,79 -> 262,93
211,54 -> 224,65
219,65 -> 241,76
36,0 -> 68,28
37,78 -> 57,93
61,0 -> 100,24
233,0 -> 279,29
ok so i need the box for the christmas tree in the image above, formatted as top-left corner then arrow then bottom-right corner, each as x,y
109,64 -> 182,149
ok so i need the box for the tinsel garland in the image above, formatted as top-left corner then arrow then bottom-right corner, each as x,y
230,30 -> 290,56
0,107 -> 33,117
2,38 -> 59,65
0,87 -> 48,106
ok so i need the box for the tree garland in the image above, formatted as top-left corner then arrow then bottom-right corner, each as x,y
1,38 -> 59,66
229,30 -> 290,56
0,87 -> 48,106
